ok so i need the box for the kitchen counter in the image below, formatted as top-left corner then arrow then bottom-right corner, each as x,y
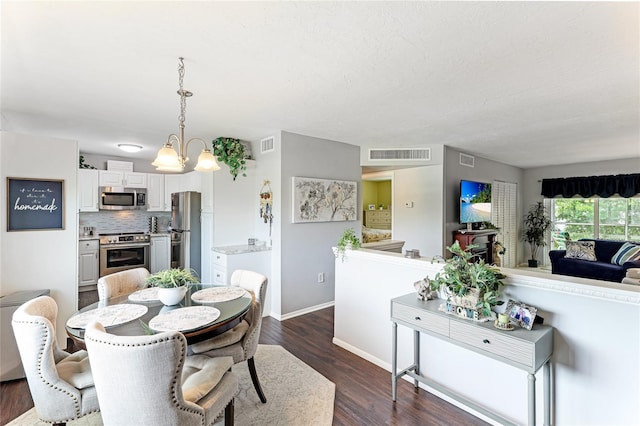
212,244 -> 272,255
79,235 -> 98,241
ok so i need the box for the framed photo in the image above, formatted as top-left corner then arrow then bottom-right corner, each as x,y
504,299 -> 537,330
368,204 -> 376,211
7,177 -> 64,231
292,177 -> 357,223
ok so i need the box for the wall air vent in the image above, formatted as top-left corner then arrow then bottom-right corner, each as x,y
260,136 -> 275,154
460,153 -> 475,168
368,148 -> 430,161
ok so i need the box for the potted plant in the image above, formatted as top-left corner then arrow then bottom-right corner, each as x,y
428,241 -> 505,317
522,202 -> 552,267
211,137 -> 248,180
334,228 -> 361,261
146,268 -> 200,305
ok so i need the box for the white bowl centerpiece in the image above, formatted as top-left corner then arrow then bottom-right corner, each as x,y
146,268 -> 199,306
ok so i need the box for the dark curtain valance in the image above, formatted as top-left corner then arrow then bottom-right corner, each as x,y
541,173 -> 640,198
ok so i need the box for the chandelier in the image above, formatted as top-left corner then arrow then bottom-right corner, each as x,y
152,57 -> 220,172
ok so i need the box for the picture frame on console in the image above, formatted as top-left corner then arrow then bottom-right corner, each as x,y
505,299 -> 537,330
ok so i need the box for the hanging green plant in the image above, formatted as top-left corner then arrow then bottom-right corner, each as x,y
211,137 -> 247,180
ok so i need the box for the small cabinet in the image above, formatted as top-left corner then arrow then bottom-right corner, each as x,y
146,173 -> 166,212
212,249 -> 271,286
78,239 -> 99,287
99,171 -> 147,188
150,235 -> 170,273
78,169 -> 99,212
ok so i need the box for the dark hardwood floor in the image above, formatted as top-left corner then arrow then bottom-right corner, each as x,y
1,306 -> 488,426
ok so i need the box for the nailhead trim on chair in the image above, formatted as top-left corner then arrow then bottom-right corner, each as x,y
85,332 -> 208,424
13,318 -> 99,423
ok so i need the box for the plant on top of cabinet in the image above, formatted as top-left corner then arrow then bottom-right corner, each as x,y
212,137 -> 248,180
79,155 -> 97,169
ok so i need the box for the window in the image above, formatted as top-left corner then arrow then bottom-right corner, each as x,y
550,198 -> 640,249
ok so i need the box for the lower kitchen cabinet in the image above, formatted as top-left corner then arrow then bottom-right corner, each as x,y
150,235 -> 170,273
212,246 -> 271,286
79,239 -> 99,287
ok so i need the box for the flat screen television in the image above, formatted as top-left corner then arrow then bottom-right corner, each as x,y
460,180 -> 492,225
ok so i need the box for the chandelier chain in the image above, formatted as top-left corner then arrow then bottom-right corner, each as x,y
178,57 -> 186,128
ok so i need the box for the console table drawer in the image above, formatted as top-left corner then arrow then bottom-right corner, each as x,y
392,303 -> 449,337
450,321 -> 534,367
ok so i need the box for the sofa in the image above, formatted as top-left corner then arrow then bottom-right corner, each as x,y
549,239 -> 640,283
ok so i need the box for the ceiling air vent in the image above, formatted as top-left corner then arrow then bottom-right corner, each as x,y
368,148 -> 430,161
460,153 -> 475,168
260,136 -> 275,154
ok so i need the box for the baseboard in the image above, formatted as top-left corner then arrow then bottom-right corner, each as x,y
268,300 -> 335,321
331,338 -> 390,371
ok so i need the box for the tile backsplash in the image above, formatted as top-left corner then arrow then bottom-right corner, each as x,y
80,211 -> 171,235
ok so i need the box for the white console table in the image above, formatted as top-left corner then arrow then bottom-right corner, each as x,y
391,293 -> 553,426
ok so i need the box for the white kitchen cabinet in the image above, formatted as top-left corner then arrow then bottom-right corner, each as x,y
78,239 -> 99,287
212,247 -> 271,315
146,173 -> 165,212
78,169 -> 99,212
150,235 -> 170,273
99,170 -> 147,188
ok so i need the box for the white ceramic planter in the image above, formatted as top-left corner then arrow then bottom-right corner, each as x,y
157,286 -> 188,306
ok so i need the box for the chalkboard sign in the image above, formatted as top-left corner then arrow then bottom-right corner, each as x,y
7,178 -> 65,231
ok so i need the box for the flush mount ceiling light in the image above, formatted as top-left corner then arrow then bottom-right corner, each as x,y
152,57 -> 220,173
118,143 -> 143,153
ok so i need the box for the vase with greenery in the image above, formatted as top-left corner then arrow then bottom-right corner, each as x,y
146,268 -> 200,305
334,228 -> 361,261
428,241 -> 505,317
211,137 -> 247,180
522,201 -> 552,267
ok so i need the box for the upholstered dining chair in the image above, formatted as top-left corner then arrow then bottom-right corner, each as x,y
11,296 -> 99,425
97,267 -> 150,301
190,269 -> 269,403
84,321 -> 238,426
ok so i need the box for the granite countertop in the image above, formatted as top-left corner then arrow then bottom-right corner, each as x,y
149,232 -> 171,237
213,244 -> 272,255
79,235 -> 99,241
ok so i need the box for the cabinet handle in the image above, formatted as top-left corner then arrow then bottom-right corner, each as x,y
414,316 -> 421,321
483,339 -> 490,344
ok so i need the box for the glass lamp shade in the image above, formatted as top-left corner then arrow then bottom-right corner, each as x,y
194,149 -> 221,172
152,145 -> 181,168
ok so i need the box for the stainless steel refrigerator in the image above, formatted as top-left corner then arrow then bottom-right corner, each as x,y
169,191 -> 201,277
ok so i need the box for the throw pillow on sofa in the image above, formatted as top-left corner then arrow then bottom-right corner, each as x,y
611,242 -> 640,266
565,240 -> 597,261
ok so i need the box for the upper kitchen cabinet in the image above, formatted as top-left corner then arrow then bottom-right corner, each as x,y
78,169 -> 99,212
146,173 -> 166,212
99,170 -> 147,188
163,171 -> 212,212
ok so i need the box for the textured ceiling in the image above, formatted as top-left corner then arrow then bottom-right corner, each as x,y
1,1 -> 638,169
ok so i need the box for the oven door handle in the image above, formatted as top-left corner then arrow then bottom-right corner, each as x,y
100,243 -> 150,249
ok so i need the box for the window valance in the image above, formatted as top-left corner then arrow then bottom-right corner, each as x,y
541,173 -> 640,198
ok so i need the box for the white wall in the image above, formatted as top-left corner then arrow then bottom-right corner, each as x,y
392,165 -> 444,257
280,131 -> 361,316
1,132 -> 79,347
334,249 -> 640,426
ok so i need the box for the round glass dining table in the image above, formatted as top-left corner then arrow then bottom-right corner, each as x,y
65,284 -> 252,347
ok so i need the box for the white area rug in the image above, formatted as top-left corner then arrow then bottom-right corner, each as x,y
7,345 -> 335,426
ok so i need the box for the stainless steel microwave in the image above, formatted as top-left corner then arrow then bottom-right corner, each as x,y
99,187 -> 147,210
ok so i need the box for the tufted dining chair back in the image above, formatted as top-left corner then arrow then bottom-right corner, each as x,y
97,267 -> 150,301
189,269 -> 269,403
11,296 -> 99,424
85,321 -> 238,426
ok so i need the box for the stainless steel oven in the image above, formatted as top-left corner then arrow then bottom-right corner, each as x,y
99,233 -> 150,277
